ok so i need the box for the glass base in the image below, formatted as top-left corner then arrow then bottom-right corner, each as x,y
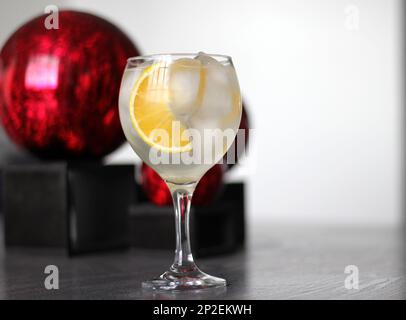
142,268 -> 226,291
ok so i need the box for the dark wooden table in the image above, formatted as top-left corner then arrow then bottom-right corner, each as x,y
0,220 -> 404,299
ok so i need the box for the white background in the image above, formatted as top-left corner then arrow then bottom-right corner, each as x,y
0,0 -> 403,226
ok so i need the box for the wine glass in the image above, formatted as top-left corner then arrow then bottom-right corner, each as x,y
119,53 -> 242,290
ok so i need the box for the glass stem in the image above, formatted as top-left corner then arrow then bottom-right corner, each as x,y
167,182 -> 198,273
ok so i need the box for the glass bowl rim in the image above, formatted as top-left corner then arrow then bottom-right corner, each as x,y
127,53 -> 232,64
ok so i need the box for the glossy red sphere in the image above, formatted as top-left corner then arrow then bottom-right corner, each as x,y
140,163 -> 224,207
0,11 -> 139,158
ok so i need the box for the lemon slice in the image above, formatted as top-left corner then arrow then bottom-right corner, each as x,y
129,62 -> 192,153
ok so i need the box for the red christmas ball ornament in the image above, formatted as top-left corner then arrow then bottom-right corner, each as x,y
0,11 -> 139,158
223,103 -> 250,170
140,163 -> 172,206
140,163 -> 224,207
193,164 -> 224,206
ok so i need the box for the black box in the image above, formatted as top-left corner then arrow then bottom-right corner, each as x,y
2,162 -> 136,255
130,183 -> 245,257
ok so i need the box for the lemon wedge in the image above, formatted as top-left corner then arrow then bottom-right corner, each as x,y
129,62 -> 193,153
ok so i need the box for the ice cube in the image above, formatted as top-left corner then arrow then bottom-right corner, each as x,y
168,58 -> 203,119
193,53 -> 233,121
